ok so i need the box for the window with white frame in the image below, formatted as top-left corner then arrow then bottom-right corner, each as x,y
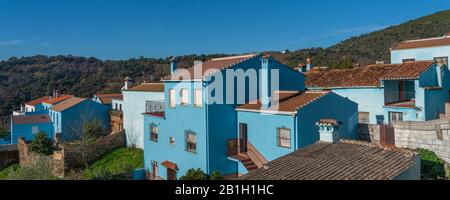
194,89 -> 203,107
180,89 -> 189,105
185,131 -> 197,153
277,128 -> 291,148
434,57 -> 448,67
169,89 -> 176,108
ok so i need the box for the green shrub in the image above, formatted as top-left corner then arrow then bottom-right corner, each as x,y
6,157 -> 58,180
179,168 -> 208,180
419,149 -> 446,180
29,132 -> 54,155
210,171 -> 224,180
82,120 -> 105,144
0,127 -> 9,140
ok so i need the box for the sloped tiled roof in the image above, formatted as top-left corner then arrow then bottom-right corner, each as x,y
305,64 -> 398,88
239,140 -> 418,180
126,83 -> 164,92
12,114 -> 52,125
43,94 -> 74,105
24,96 -> 51,106
95,94 -> 123,104
163,54 -> 257,81
380,61 -> 434,80
306,61 -> 435,88
392,36 -> 450,50
236,90 -> 330,114
50,97 -> 87,112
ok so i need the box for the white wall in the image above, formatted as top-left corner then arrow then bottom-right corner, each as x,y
391,46 -> 450,65
122,91 -> 164,149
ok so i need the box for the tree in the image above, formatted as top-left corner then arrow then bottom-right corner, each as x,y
179,168 -> 207,180
82,119 -> 105,144
28,132 -> 54,156
419,149 -> 447,180
210,171 -> 224,180
0,127 -> 9,140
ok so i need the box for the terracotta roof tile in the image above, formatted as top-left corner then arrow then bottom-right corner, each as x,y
317,119 -> 341,126
239,140 -> 418,180
126,83 -> 164,92
305,64 -> 398,88
380,61 -> 434,80
163,54 -> 257,81
12,114 -> 52,125
24,96 -> 51,106
50,97 -> 87,112
237,90 -> 330,114
43,94 -> 74,105
95,94 -> 123,104
161,160 -> 178,170
392,36 -> 450,50
385,100 -> 415,108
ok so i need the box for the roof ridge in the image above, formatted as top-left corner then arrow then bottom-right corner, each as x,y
210,54 -> 257,61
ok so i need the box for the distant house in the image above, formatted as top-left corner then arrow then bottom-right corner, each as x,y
233,90 -> 358,174
48,97 -> 109,141
111,95 -> 124,112
391,32 -> 450,66
41,94 -> 74,110
306,61 -> 450,124
24,96 -> 50,113
93,93 -> 123,109
10,114 -> 53,143
239,119 -> 420,180
122,82 -> 164,148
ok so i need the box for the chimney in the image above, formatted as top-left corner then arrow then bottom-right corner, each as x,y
20,104 -> 24,112
316,119 -> 342,143
55,90 -> 60,98
170,57 -> 177,75
261,55 -> 272,109
306,57 -> 313,71
122,76 -> 132,91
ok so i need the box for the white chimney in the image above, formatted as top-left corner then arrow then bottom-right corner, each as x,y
122,76 -> 132,91
170,57 -> 177,75
316,119 -> 342,143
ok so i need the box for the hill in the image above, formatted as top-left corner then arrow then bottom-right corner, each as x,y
1,10 -> 450,125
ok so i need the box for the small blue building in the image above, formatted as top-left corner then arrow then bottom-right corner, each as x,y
306,61 -> 450,124
143,54 -> 356,180
93,94 -> 123,109
49,97 -> 110,141
10,114 -> 53,143
233,90 -> 358,174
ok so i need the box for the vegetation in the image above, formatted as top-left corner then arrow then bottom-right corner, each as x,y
419,149 -> 447,180
28,132 -> 54,156
82,120 -> 105,144
0,126 -> 9,139
1,157 -> 58,180
83,148 -> 144,180
179,168 -> 224,180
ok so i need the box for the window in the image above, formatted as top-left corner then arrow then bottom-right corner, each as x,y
169,89 -> 176,108
185,131 -> 197,153
434,57 -> 448,66
402,58 -> 415,63
119,104 -> 122,111
277,128 -> 291,148
180,89 -> 189,105
194,89 -> 203,107
358,112 -> 370,124
389,112 -> 403,124
32,126 -> 39,135
150,125 -> 158,142
114,103 -> 118,110
170,137 -> 175,145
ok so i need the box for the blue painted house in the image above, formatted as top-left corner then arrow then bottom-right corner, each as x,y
306,61 -> 450,124
234,90 -> 358,174
48,97 -> 110,141
10,114 -> 53,143
391,32 -> 450,66
143,54 -> 357,180
93,93 -> 123,109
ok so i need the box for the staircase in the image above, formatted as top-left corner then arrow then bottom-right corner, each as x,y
228,140 -> 268,172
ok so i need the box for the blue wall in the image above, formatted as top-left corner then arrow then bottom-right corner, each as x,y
49,100 -> 109,141
11,122 -> 53,143
391,46 -> 450,65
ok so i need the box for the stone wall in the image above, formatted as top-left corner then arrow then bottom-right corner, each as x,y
110,110 -> 123,134
0,144 -> 18,169
17,131 -> 126,177
394,119 -> 450,163
358,123 -> 380,143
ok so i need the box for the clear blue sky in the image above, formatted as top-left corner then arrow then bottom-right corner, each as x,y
1,0 -> 450,60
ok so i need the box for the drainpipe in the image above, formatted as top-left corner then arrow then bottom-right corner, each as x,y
294,113 -> 298,150
203,80 -> 210,175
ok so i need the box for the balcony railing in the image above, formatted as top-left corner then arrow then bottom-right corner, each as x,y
145,101 -> 164,113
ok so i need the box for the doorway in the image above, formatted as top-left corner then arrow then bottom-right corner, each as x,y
239,123 -> 248,153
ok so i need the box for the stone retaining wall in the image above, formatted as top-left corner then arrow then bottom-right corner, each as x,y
0,144 -> 18,169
